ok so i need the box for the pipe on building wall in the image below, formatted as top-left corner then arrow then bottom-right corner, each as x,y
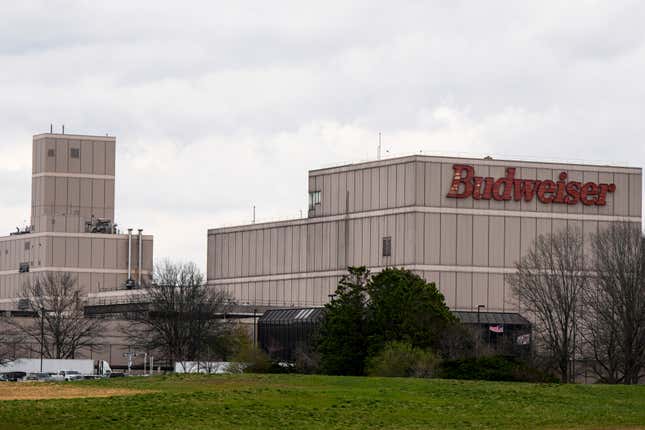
137,229 -> 143,287
127,228 -> 133,281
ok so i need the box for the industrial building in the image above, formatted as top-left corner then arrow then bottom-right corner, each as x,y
0,132 -> 154,306
207,154 -> 642,312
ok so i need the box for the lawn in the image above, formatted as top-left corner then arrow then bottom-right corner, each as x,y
0,374 -> 644,429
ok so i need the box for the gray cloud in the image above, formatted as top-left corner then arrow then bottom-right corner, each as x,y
0,1 -> 643,270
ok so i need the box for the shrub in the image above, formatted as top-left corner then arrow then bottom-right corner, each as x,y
230,344 -> 273,373
294,347 -> 321,374
437,356 -> 559,383
367,341 -> 439,378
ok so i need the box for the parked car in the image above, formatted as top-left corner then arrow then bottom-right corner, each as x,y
59,370 -> 84,381
1,371 -> 27,382
25,372 -> 52,381
0,374 -> 7,381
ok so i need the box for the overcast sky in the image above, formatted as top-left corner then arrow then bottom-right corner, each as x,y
1,1 -> 644,272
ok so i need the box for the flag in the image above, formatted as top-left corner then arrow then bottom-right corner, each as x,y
489,325 -> 504,333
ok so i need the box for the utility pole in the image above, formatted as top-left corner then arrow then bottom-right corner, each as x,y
253,309 -> 257,348
39,306 -> 44,372
476,304 -> 485,358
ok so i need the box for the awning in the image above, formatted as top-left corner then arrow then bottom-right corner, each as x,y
259,307 -> 325,324
452,310 -> 531,326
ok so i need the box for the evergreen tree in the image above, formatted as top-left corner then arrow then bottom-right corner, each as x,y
317,267 -> 370,375
367,268 -> 455,355
318,267 -> 455,375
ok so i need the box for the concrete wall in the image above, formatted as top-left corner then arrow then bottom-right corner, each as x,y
31,134 -> 116,233
207,155 -> 642,310
0,233 -> 153,298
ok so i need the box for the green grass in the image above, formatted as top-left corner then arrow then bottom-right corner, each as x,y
1,374 -> 644,429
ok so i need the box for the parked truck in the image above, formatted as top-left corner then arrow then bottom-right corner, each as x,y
0,359 -> 112,380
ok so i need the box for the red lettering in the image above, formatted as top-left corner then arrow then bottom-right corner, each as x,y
492,168 -> 516,201
481,177 -> 494,200
513,179 -> 539,202
446,165 -> 474,198
565,181 -> 581,205
472,177 -> 484,200
580,182 -> 599,205
537,180 -> 556,203
554,172 -> 567,203
595,183 -> 615,206
445,164 -> 617,206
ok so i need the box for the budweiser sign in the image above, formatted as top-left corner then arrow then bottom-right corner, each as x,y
446,164 -> 616,206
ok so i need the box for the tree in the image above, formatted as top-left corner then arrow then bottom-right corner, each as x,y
508,228 -> 588,383
317,266 -> 370,375
0,322 -> 17,365
124,260 -> 235,367
7,272 -> 103,359
367,268 -> 455,355
583,222 -> 645,384
317,267 -> 455,376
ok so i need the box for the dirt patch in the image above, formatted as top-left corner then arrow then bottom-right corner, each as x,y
0,382 -> 150,400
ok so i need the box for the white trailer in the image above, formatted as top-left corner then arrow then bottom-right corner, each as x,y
0,359 -> 112,378
174,361 -> 233,374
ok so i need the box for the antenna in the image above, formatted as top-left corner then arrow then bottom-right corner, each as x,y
62,125 -> 65,134
50,124 -> 53,133
252,205 -> 256,223
377,132 -> 382,160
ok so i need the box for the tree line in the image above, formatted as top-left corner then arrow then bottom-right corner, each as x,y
0,261 -> 246,369
509,222 -> 645,384
1,222 -> 643,384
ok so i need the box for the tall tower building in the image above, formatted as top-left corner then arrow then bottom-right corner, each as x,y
31,134 -> 116,234
0,132 -> 154,303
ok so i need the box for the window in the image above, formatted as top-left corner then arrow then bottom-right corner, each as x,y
70,148 -> 80,158
308,191 -> 321,209
47,149 -> 55,157
17,299 -> 30,310
19,262 -> 29,273
24,241 -> 30,250
382,236 -> 392,257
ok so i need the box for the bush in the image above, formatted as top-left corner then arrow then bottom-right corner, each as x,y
367,341 -> 439,378
230,344 -> 273,373
294,347 -> 321,374
438,356 -> 559,383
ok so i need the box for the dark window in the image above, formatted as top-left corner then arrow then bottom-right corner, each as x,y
70,148 -> 80,158
47,149 -> 55,157
24,242 -> 30,250
19,262 -> 29,273
17,299 -> 30,310
308,191 -> 321,209
382,236 -> 392,257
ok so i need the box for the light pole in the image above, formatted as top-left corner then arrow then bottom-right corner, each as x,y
477,304 -> 485,324
476,304 -> 485,358
253,309 -> 257,348
39,306 -> 45,372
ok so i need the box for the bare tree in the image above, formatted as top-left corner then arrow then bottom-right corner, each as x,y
7,273 -> 103,359
508,228 -> 588,382
124,260 -> 235,367
0,319 -> 16,365
583,222 -> 645,384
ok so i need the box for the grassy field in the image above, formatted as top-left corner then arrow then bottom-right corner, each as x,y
0,374 -> 644,430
